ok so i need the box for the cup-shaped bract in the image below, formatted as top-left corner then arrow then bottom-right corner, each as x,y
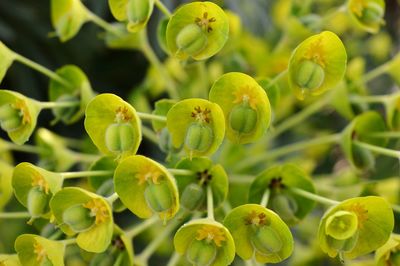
114,155 -> 179,220
50,0 -> 89,42
209,72 -> 271,144
15,234 -> 65,266
157,18 -> 170,54
175,157 -> 228,211
288,31 -> 347,100
347,0 -> 385,33
0,254 -> 20,266
383,92 -> 400,131
12,162 -> 63,219
0,90 -> 41,145
152,99 -> 176,133
249,164 -> 316,225
84,93 -> 142,158
49,65 -> 95,125
0,42 -> 15,84
174,219 -> 235,266
0,160 -> 14,210
375,234 -> 400,266
224,204 -> 293,264
50,187 -> 113,253
108,0 -> 154,32
341,111 -> 387,171
34,128 -> 78,172
167,98 -> 225,157
318,196 -> 394,259
166,1 -> 229,61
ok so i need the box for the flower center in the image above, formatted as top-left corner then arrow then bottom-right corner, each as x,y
191,106 -> 211,124
196,225 -> 226,247
33,241 -> 48,263
115,106 -> 132,123
244,210 -> 269,227
83,198 -> 109,225
195,12 -> 216,33
31,173 -> 50,194
136,165 -> 163,185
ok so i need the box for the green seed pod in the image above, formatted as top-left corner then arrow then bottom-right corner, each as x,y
1,116 -> 22,132
296,60 -> 325,90
176,23 -> 208,56
62,204 -> 95,232
271,193 -> 298,223
359,2 -> 384,25
27,187 -> 51,218
0,103 -> 22,132
251,226 -> 283,255
325,210 -> 358,240
0,103 -> 20,121
186,239 -> 217,266
144,181 -> 173,212
185,123 -> 213,152
181,183 -> 205,211
127,0 -> 150,24
229,103 -> 258,134
105,123 -> 135,153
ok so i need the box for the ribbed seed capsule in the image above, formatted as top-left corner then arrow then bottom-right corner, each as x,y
0,104 -> 22,132
296,60 -> 325,90
27,187 -> 51,217
251,226 -> 283,255
62,204 -> 95,232
360,2 -> 383,25
185,123 -> 213,152
186,239 -> 217,266
127,0 -> 150,24
105,123 -> 135,152
144,181 -> 173,212
229,104 -> 258,134
181,183 -> 205,210
271,193 -> 298,222
176,24 -> 208,56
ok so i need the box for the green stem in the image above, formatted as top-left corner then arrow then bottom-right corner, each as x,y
235,133 -> 341,172
288,187 -> 339,206
39,101 -> 80,109
207,185 -> 214,220
353,140 -> 400,159
0,212 -> 30,219
365,131 -> 400,139
1,142 -> 44,154
314,4 -> 346,27
154,0 -> 172,18
167,168 -> 194,176
85,9 -> 123,36
267,69 -> 288,88
61,170 -> 113,179
13,53 -> 70,87
137,112 -> 166,122
61,238 -> 77,246
136,218 -> 181,262
349,94 -> 390,105
358,60 -> 393,85
260,189 -> 270,207
70,151 -> 100,163
140,29 -> 179,99
107,192 -> 119,204
141,126 -> 159,145
48,230 -> 64,240
125,216 -> 159,239
229,175 -> 255,184
166,252 -> 181,266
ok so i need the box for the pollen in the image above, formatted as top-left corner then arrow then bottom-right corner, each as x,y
115,106 -> 132,123
33,241 -> 47,263
31,173 -> 50,194
303,37 -> 326,68
136,164 -> 163,185
244,210 -> 269,226
13,99 -> 31,125
196,225 -> 226,247
191,106 -> 211,124
232,86 -> 258,109
345,202 -> 368,228
83,198 -> 109,225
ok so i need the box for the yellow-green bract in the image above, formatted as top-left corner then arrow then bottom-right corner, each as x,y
49,65 -> 95,124
347,0 -> 385,33
175,157 -> 228,211
288,31 -> 347,100
0,42 -> 15,84
318,196 -> 394,259
50,0 -> 89,42
0,160 -> 14,211
0,90 -> 41,145
108,0 -> 154,33
114,155 -> 180,220
50,187 -> 114,253
174,218 -> 235,266
15,234 -> 65,266
224,204 -> 293,264
12,162 -> 63,219
340,111 -> 387,171
249,164 -> 316,225
166,1 -> 229,61
167,98 -> 225,157
375,234 -> 400,266
84,93 -> 142,158
209,72 -> 271,144
383,92 -> 400,131
0,254 -> 20,266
